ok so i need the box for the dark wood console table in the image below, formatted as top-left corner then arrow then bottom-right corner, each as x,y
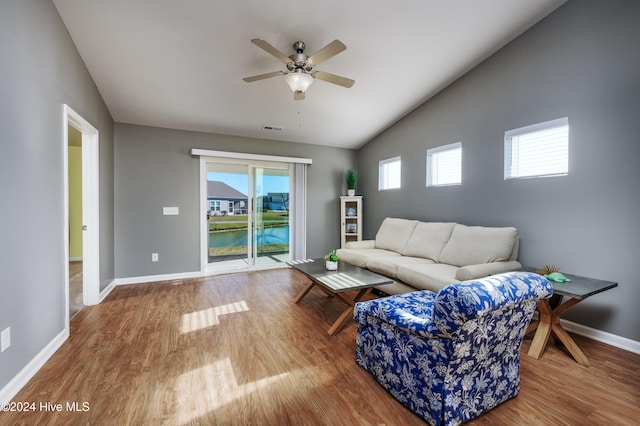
521,267 -> 617,366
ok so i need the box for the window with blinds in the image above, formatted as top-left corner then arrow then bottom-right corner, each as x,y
426,142 -> 462,187
504,117 -> 569,179
378,156 -> 401,190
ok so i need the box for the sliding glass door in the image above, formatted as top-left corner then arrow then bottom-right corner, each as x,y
206,162 -> 251,269
205,159 -> 291,272
252,167 -> 290,265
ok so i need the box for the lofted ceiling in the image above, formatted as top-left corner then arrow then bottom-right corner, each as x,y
52,0 -> 566,149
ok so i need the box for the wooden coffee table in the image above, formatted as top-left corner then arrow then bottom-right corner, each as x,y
522,268 -> 618,366
288,259 -> 393,335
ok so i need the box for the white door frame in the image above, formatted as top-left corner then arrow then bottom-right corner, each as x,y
63,104 -> 100,326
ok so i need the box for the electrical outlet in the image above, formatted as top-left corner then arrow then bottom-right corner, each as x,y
152,253 -> 159,262
1,327 -> 10,352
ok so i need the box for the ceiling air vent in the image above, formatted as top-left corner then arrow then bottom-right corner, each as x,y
261,124 -> 283,132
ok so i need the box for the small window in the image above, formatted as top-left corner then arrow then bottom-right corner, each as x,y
427,142 -> 462,187
378,156 -> 401,190
504,117 -> 569,179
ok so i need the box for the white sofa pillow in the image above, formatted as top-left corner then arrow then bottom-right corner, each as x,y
375,218 -> 418,253
402,222 -> 455,261
438,224 -> 517,267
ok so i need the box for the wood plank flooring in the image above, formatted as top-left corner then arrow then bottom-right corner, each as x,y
2,269 -> 639,425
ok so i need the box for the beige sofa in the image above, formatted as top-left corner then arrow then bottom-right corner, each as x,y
336,218 -> 522,295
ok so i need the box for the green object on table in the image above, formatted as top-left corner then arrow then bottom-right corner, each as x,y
545,272 -> 572,283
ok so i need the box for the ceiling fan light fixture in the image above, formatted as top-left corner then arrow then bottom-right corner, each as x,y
285,72 -> 313,93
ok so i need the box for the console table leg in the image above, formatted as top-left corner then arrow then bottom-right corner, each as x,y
528,300 -> 553,359
527,297 -> 591,366
552,322 -> 591,366
526,320 -> 539,335
528,321 -> 552,359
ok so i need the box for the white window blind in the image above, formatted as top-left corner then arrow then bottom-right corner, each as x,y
504,117 -> 569,179
378,157 -> 401,190
427,142 -> 462,187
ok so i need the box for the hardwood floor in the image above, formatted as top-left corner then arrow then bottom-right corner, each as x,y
3,269 -> 639,425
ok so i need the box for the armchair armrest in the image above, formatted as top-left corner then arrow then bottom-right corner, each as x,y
455,260 -> 522,281
354,291 -> 447,338
345,240 -> 376,249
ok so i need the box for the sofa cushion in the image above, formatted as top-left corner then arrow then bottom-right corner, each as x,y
375,218 -> 418,253
438,224 -> 517,267
402,222 -> 455,261
336,248 -> 400,268
367,256 -> 435,279
397,263 -> 459,293
344,240 -> 376,249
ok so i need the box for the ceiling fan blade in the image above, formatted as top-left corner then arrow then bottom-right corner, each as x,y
294,90 -> 305,101
307,40 -> 346,66
313,71 -> 355,88
250,38 -> 292,64
243,71 -> 285,83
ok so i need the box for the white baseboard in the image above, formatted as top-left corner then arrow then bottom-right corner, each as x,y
113,264 -> 291,286
69,257 -> 83,262
99,280 -> 117,303
0,328 -> 69,405
561,319 -> 640,355
114,270 -> 202,286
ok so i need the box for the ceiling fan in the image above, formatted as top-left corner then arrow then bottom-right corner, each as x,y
243,38 -> 355,100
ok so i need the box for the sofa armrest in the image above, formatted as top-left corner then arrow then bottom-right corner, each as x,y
345,240 -> 376,249
455,260 -> 522,281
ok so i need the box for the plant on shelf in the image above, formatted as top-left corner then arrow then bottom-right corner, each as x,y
324,249 -> 339,270
346,169 -> 357,196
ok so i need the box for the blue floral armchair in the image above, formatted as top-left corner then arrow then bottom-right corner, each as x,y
354,272 -> 553,425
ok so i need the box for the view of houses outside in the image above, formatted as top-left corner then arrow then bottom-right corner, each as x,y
207,178 -> 290,263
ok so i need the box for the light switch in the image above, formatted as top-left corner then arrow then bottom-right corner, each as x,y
163,207 -> 179,215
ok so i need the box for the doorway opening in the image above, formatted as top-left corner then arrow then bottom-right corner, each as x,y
63,105 -> 100,326
67,124 -> 83,318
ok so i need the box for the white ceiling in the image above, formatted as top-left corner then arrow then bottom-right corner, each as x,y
52,0 -> 566,149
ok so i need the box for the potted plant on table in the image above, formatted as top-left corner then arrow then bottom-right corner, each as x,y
346,169 -> 357,196
324,249 -> 339,270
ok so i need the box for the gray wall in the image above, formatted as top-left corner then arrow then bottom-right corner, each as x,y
357,0 -> 640,341
114,123 -> 355,278
0,0 -> 115,391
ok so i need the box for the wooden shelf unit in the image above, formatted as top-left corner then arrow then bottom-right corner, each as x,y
340,196 -> 362,248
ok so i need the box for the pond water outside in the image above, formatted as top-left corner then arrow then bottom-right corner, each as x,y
209,225 -> 289,255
